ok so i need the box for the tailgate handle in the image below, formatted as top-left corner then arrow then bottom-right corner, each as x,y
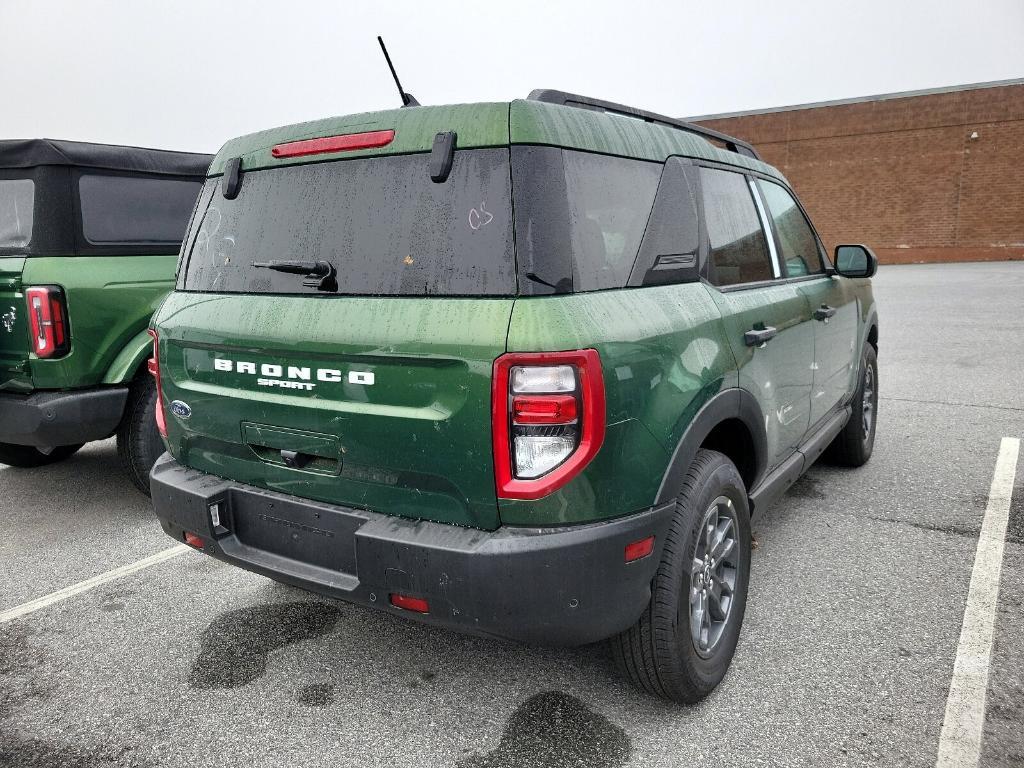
280,449 -> 314,469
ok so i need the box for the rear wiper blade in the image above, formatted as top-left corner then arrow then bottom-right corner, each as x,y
252,260 -> 338,292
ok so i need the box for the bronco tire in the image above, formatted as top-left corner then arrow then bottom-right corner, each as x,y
825,342 -> 878,467
0,442 -> 84,468
117,375 -> 164,496
611,448 -> 751,703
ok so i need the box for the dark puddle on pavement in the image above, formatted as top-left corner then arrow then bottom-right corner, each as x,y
0,624 -> 144,767
787,475 -> 826,500
459,691 -> 631,768
296,682 -> 335,707
190,601 -> 341,690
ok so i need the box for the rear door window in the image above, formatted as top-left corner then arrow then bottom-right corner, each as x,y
0,179 -> 34,248
79,174 -> 202,245
756,179 -> 825,277
699,168 -> 773,287
182,149 -> 516,296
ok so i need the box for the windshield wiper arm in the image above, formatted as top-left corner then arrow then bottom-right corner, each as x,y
252,260 -> 338,292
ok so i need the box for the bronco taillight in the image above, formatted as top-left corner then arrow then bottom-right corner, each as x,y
148,329 -> 167,438
492,350 -> 605,500
25,286 -> 70,359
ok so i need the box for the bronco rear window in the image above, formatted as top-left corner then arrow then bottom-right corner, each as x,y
181,149 -> 516,296
0,179 -> 34,248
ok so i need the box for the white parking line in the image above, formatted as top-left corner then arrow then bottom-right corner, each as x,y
0,544 -> 189,625
936,436 -> 1021,768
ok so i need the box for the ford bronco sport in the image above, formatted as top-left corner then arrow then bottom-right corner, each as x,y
0,140 -> 210,493
148,91 -> 879,703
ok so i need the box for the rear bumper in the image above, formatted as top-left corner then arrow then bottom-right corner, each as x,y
0,387 -> 128,447
150,454 -> 676,646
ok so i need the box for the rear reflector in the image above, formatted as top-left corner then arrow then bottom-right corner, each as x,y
148,329 -> 167,438
624,536 -> 655,562
271,129 -> 395,158
184,531 -> 205,549
389,593 -> 429,614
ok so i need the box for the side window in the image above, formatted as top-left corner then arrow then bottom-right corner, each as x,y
0,179 -> 34,248
79,174 -> 203,245
756,180 -> 824,277
699,168 -> 773,287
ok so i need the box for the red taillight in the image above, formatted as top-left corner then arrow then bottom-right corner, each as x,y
512,394 -> 578,425
390,593 -> 429,613
184,531 -> 205,549
492,349 -> 605,500
148,329 -> 167,438
624,536 -> 656,562
270,129 -> 395,159
25,286 -> 71,359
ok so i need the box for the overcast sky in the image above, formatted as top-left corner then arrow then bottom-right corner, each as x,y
3,0 -> 1022,154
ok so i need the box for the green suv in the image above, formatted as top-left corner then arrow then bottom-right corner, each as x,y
0,140 -> 210,492
148,92 -> 879,702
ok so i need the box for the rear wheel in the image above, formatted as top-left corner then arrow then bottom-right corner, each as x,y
825,343 -> 878,467
0,442 -> 83,468
117,375 -> 164,496
611,449 -> 751,703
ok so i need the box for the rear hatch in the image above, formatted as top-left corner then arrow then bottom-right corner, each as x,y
157,132 -> 516,530
0,176 -> 33,391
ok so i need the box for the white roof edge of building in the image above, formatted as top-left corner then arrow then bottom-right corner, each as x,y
686,77 -> 1024,122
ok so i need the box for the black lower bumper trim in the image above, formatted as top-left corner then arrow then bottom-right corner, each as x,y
0,387 -> 129,447
150,454 -> 676,646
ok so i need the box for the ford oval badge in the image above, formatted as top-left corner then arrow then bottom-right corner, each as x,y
170,400 -> 192,419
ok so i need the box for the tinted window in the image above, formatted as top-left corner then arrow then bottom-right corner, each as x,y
79,175 -> 202,245
757,180 -> 824,277
0,179 -> 34,248
562,152 -> 661,291
182,149 -> 515,296
699,168 -> 772,287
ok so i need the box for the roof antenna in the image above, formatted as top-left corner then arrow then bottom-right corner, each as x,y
377,36 -> 420,108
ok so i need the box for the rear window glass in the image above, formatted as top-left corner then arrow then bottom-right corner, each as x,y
79,174 -> 202,245
182,149 -> 516,296
0,179 -> 34,248
700,168 -> 773,287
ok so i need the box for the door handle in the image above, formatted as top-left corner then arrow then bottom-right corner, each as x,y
744,326 -> 778,347
813,304 -> 837,321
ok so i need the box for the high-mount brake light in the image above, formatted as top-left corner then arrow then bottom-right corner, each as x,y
270,129 -> 396,159
148,329 -> 168,438
24,286 -> 70,359
492,350 -> 605,500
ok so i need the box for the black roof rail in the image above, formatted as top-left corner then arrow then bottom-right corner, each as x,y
527,89 -> 762,161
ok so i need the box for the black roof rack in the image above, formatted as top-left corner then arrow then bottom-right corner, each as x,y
528,89 -> 762,161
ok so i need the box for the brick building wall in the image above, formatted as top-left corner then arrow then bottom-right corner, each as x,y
693,80 -> 1024,264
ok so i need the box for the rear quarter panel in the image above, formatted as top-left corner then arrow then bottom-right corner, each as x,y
503,284 -> 736,525
22,255 -> 175,388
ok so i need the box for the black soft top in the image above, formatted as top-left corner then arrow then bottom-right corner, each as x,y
0,139 -> 211,176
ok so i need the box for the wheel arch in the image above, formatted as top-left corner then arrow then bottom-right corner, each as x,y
101,327 -> 155,385
655,389 -> 768,507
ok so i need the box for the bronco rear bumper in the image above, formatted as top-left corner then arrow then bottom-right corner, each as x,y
0,387 -> 128,447
149,453 -> 676,646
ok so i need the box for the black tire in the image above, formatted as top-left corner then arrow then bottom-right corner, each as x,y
824,343 -> 878,467
611,449 -> 751,703
116,375 -> 165,496
0,442 -> 83,468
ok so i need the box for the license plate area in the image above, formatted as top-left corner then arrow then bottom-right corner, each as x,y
228,487 -> 365,574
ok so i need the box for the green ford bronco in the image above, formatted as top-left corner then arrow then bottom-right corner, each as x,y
0,140 -> 210,492
148,91 -> 879,702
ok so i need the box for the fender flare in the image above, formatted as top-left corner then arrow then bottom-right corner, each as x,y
655,388 -> 769,506
101,328 -> 154,385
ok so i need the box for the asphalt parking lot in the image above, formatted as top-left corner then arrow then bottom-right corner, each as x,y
2,261 -> 1022,768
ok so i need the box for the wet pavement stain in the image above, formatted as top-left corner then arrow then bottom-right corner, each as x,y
296,682 -> 335,707
870,515 -> 979,539
458,691 -> 631,768
189,601 -> 341,690
788,475 -> 826,500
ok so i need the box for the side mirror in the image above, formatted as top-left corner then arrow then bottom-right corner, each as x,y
834,244 -> 878,278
